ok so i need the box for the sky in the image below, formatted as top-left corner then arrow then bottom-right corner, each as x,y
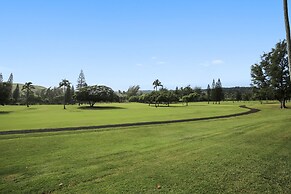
0,0 -> 287,91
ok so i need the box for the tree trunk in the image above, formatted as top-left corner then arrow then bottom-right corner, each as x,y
284,0 -> 291,81
26,93 -> 29,107
283,99 -> 287,108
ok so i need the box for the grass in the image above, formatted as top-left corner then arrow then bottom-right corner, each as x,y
0,102 -> 246,131
0,102 -> 290,193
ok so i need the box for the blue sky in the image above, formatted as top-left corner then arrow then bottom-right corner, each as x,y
0,0 -> 286,90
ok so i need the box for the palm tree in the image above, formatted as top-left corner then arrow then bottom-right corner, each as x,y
22,82 -> 35,107
284,0 -> 291,81
152,79 -> 163,91
152,79 -> 163,107
59,79 -> 70,109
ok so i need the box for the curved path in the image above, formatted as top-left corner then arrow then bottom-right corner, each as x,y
0,105 -> 260,135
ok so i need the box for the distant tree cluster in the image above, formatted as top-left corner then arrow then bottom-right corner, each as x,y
0,70 -> 118,108
126,79 -> 225,107
207,79 -> 224,104
223,87 -> 253,102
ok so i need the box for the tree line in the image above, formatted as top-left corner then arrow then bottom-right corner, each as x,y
123,79 -> 224,106
0,70 -> 228,108
0,69 -> 274,108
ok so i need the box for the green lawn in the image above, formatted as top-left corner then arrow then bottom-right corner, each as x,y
0,102 -> 246,131
0,102 -> 290,193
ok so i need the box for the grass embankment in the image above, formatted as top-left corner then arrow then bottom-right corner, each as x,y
0,103 -> 290,193
0,103 -> 246,131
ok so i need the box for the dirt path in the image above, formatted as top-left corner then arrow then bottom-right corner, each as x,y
0,105 -> 260,135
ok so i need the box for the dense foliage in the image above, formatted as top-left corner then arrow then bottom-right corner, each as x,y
76,85 -> 117,107
0,82 -> 12,105
0,73 -> 13,106
251,40 -> 291,108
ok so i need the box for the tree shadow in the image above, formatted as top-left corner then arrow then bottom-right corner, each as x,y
149,104 -> 185,108
78,106 -> 126,110
0,111 -> 12,114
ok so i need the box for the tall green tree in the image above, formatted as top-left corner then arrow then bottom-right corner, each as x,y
206,84 -> 211,104
211,79 -> 216,104
7,73 -> 13,103
12,84 -> 20,103
22,82 -> 35,107
152,79 -> 163,107
59,79 -> 71,109
251,63 -> 271,103
284,0 -> 291,81
251,40 -> 291,108
215,78 -> 223,104
153,79 -> 163,91
76,70 -> 87,91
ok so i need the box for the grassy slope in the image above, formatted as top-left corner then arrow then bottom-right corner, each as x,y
0,103 -> 290,193
0,103 -> 246,131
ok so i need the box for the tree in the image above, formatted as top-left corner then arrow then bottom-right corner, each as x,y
126,85 -> 141,99
251,40 -> 291,108
0,73 -> 3,83
206,84 -> 211,104
22,82 -> 35,107
215,78 -> 223,104
71,85 -> 75,104
76,70 -> 87,91
182,95 -> 190,106
235,90 -> 242,102
12,84 -> 20,103
211,79 -> 216,103
7,73 -> 13,84
59,79 -> 71,109
0,83 -> 11,105
251,63 -> 271,103
155,89 -> 178,107
284,0 -> 291,81
7,73 -> 13,102
153,79 -> 163,91
152,79 -> 163,107
65,84 -> 72,104
76,85 -> 116,107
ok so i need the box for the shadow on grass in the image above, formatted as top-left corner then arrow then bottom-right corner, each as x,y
78,106 -> 126,110
149,104 -> 191,108
0,111 -> 12,114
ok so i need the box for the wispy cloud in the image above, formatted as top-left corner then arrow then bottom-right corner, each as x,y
200,59 -> 225,67
156,61 -> 166,65
136,63 -> 143,67
151,56 -> 157,60
211,59 -> 224,65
